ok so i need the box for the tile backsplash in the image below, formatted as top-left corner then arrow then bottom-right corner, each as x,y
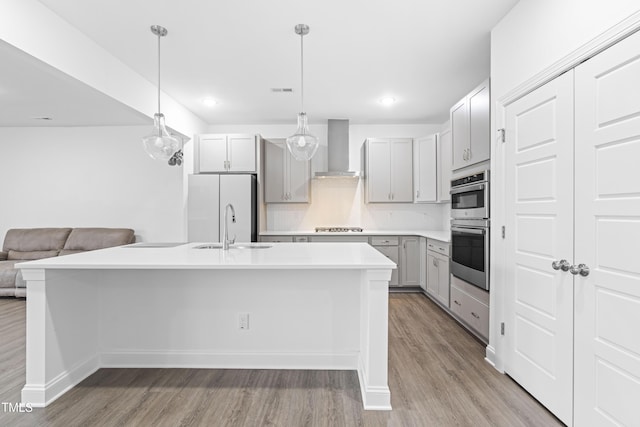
266,178 -> 447,231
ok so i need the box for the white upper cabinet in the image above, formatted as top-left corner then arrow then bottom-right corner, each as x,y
264,139 -> 310,203
451,79 -> 490,171
196,134 -> 256,173
413,135 -> 438,203
365,138 -> 413,203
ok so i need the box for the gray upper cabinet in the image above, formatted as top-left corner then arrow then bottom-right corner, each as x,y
365,138 -> 413,203
451,79 -> 490,171
264,139 -> 310,203
196,134 -> 256,173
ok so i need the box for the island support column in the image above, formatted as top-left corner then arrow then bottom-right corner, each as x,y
358,269 -> 392,410
21,269 -> 100,407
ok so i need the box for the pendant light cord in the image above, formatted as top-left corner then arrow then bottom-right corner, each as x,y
157,30 -> 161,115
300,32 -> 304,113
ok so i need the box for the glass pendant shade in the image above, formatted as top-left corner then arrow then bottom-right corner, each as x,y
142,113 -> 180,161
286,112 -> 319,161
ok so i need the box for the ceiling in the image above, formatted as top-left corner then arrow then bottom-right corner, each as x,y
0,40 -> 150,127
5,0 -> 519,126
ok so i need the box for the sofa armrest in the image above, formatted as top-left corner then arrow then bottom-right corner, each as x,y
0,251 -> 7,261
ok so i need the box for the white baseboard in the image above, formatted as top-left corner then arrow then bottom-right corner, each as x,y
100,350 -> 358,370
484,345 -> 501,372
22,354 -> 100,407
357,356 -> 392,411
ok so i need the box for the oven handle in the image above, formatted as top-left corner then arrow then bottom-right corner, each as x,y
451,227 -> 486,235
450,182 -> 485,195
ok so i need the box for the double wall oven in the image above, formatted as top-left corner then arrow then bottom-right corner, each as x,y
450,171 -> 490,291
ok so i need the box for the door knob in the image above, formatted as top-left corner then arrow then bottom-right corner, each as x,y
570,264 -> 590,277
552,259 -> 570,272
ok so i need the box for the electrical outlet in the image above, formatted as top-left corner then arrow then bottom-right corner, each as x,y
239,313 -> 250,330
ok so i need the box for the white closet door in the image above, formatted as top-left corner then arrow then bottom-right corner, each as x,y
574,30 -> 640,427
503,71 -> 574,426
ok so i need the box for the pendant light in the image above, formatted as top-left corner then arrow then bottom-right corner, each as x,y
142,25 -> 181,161
286,24 -> 319,161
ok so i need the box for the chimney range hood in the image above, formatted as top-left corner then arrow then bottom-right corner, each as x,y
314,119 -> 361,178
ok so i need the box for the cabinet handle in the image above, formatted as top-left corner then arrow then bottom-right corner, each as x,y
454,300 -> 461,306
416,190 -> 420,198
471,312 -> 480,319
467,148 -> 472,160
433,258 -> 438,267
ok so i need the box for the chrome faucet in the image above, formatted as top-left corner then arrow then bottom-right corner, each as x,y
223,203 -> 236,250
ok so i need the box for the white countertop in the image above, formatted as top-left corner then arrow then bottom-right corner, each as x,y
16,242 -> 396,271
260,229 -> 451,242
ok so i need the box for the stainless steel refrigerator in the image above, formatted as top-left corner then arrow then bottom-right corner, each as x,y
187,174 -> 257,242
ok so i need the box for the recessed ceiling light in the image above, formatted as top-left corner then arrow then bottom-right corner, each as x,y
378,96 -> 396,106
203,98 -> 218,107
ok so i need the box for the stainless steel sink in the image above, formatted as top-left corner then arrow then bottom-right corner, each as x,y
194,244 -> 223,249
230,243 -> 272,249
194,243 -> 272,249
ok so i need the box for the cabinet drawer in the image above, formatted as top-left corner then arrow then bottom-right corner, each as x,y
450,285 -> 465,316
465,294 -> 489,339
427,239 -> 449,256
370,236 -> 399,246
450,283 -> 489,339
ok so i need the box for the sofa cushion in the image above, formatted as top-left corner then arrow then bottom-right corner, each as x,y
59,228 -> 135,255
3,228 -> 72,253
0,260 -> 19,288
7,250 -> 60,260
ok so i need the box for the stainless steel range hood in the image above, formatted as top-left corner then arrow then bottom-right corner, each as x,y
314,119 -> 361,178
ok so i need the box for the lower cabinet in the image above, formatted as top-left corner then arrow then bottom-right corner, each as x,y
425,239 -> 450,306
399,236 -> 420,287
259,233 -> 430,290
370,236 -> 399,287
449,275 -> 489,341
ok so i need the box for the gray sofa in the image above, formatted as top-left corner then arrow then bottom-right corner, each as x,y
0,228 -> 135,297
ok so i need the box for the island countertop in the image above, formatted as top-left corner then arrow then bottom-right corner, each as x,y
16,242 -> 397,271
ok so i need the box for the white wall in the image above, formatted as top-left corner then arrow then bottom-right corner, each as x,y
208,123 -> 446,231
491,0 -> 640,100
0,127 -> 185,242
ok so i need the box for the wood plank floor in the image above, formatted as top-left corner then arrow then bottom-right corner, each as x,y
0,294 -> 562,426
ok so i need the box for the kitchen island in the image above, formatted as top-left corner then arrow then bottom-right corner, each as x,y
17,242 -> 395,410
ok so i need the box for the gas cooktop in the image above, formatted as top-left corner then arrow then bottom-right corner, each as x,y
315,227 -> 364,233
